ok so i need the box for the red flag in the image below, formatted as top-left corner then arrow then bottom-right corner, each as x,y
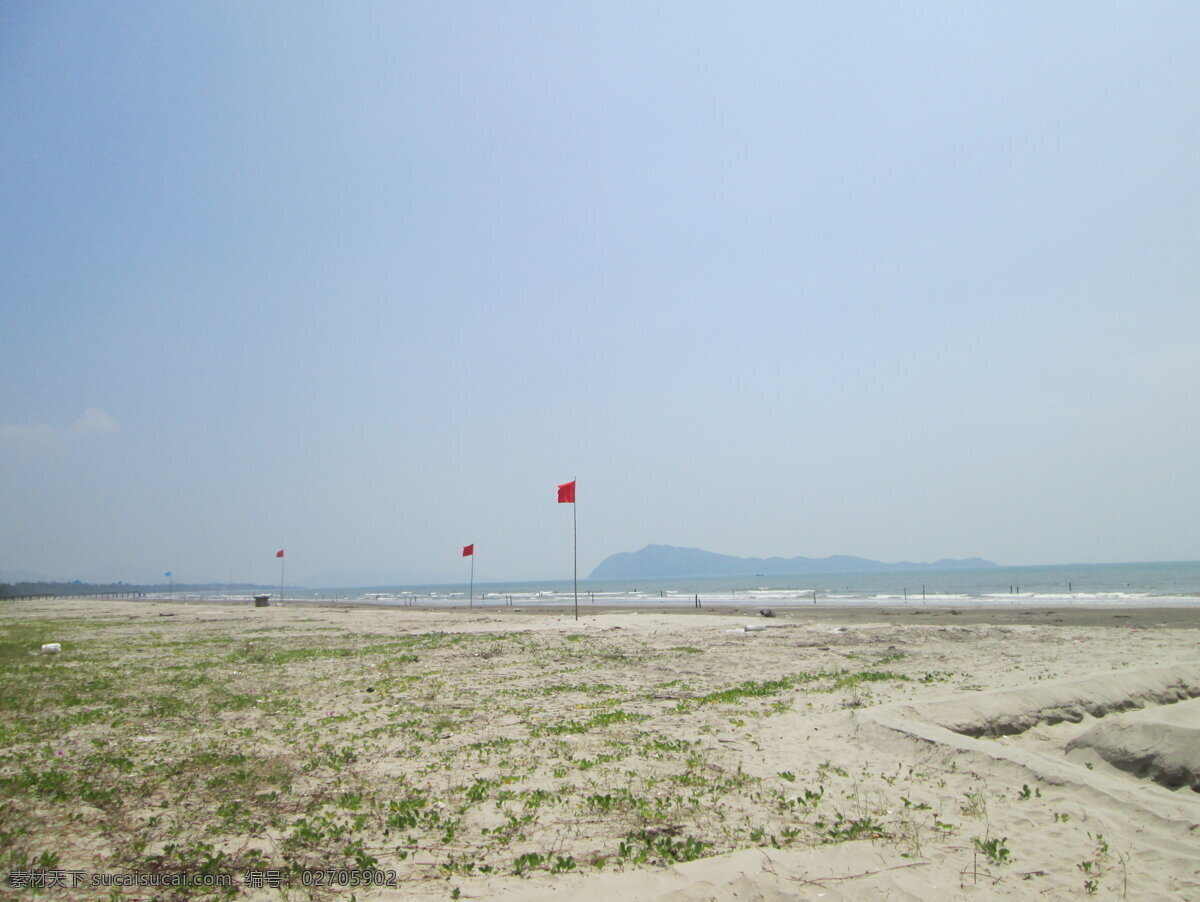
276,549 -> 285,558
462,544 -> 474,557
557,480 -> 576,503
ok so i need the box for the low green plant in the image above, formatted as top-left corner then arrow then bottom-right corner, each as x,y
960,791 -> 987,818
512,851 -> 544,876
617,829 -> 707,865
973,835 -> 1011,866
818,812 -> 888,842
1076,834 -> 1111,895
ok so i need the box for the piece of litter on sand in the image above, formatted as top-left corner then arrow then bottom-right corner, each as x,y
40,643 -> 62,655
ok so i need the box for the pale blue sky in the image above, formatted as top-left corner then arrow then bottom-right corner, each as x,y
3,3 -> 1199,585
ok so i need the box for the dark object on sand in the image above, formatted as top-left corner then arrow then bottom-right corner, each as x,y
759,608 -> 776,618
253,595 -> 270,607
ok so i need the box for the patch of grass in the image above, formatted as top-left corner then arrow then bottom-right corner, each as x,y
833,670 -> 909,688
617,829 -> 708,865
533,709 -> 649,736
682,677 -> 794,708
819,813 -> 889,842
520,682 -> 618,696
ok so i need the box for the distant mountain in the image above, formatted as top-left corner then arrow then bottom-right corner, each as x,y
589,545 -> 997,579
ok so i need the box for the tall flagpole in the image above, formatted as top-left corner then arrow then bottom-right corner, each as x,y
573,478 -> 578,622
470,552 -> 474,609
279,552 -> 285,606
557,480 -> 578,621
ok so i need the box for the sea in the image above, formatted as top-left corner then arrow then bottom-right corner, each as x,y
180,561 -> 1200,609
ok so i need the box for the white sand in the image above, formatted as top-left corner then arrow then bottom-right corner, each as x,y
3,598 -> 1199,899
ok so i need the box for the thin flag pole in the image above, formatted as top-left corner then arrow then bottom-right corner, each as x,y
557,480 -> 578,621
280,552 -> 285,606
463,545 -> 475,606
573,479 -> 578,622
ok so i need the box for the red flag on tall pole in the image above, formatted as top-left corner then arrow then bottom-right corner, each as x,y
463,544 -> 475,607
558,479 -> 578,620
276,549 -> 285,605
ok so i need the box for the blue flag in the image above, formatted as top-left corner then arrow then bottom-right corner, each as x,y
165,571 -> 172,577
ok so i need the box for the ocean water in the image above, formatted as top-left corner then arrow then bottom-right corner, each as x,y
198,560 -> 1200,608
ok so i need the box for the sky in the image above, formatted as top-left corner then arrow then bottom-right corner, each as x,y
2,3 -> 1199,586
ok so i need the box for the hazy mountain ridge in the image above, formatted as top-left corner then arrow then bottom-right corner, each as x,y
589,544 -> 997,579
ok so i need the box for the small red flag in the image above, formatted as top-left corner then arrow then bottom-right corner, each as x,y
557,480 -> 576,503
276,549 -> 285,558
462,544 -> 474,557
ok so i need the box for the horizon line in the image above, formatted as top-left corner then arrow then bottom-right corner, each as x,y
10,557 -> 1200,590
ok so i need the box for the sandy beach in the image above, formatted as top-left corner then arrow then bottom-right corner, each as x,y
2,597 -> 1198,899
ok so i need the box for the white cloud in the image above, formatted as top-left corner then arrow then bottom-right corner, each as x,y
73,408 -> 119,435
